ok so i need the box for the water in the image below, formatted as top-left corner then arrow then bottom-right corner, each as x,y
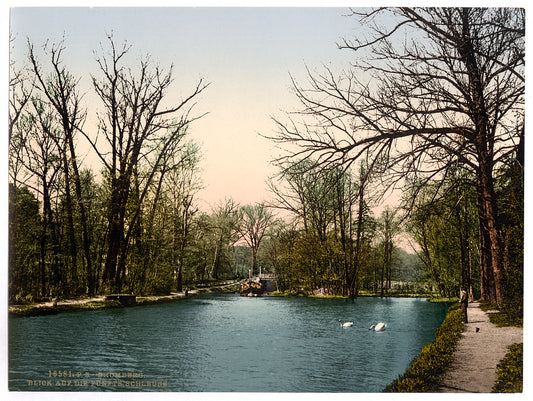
9,294 -> 450,392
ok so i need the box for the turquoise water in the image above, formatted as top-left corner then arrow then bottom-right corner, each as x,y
9,294 -> 450,392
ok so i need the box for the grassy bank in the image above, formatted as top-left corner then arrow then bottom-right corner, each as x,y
480,301 -> 523,328
383,303 -> 464,392
270,289 -> 441,299
493,343 -> 523,392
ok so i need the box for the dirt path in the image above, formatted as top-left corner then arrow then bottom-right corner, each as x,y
437,302 -> 523,393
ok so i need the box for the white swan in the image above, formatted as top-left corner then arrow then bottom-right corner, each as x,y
369,322 -> 387,331
339,320 -> 354,327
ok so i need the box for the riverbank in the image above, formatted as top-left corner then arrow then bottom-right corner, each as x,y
437,302 -> 523,392
269,290 -> 454,302
8,281 -> 242,317
385,301 -> 523,393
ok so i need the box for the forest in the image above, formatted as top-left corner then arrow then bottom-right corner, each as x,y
8,8 -> 523,321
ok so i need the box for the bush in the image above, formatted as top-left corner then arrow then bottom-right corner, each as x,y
384,303 -> 464,392
493,343 -> 522,393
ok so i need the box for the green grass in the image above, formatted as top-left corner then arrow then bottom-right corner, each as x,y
480,301 -> 523,328
493,343 -> 523,393
427,296 -> 459,303
383,303 -> 464,392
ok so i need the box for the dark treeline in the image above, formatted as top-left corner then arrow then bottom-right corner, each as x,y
9,8 -> 523,321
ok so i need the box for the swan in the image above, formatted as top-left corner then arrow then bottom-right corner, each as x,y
339,320 -> 354,327
369,322 -> 387,331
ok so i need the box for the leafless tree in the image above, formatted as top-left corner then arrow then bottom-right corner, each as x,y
238,203 -> 275,277
88,35 -> 208,291
165,143 -> 202,291
209,198 -> 241,280
27,39 -> 96,295
268,8 -> 524,305
19,97 -> 63,297
9,35 -> 34,188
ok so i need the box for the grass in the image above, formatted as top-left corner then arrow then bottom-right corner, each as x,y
479,302 -> 523,328
478,302 -> 523,392
383,303 -> 464,392
493,343 -> 523,392
427,296 -> 459,303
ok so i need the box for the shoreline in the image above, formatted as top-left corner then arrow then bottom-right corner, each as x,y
8,281 -> 243,317
8,284 -> 452,317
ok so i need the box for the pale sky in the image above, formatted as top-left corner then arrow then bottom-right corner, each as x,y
8,4 -> 359,210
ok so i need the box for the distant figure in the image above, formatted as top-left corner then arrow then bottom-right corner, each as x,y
460,288 -> 468,323
185,289 -> 189,297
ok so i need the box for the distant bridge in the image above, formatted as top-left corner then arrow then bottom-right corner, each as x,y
257,274 -> 277,281
244,274 -> 278,294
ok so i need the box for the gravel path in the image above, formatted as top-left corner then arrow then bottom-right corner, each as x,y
437,302 -> 523,393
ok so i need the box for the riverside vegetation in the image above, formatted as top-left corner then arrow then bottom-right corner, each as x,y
384,303 -> 465,392
385,302 -> 522,392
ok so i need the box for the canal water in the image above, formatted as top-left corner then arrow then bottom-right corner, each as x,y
9,294 -> 450,392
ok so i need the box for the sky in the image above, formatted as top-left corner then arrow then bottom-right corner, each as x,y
8,4 -> 361,211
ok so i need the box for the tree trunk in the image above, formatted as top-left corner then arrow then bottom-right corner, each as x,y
39,187 -> 48,299
380,240 -> 387,297
251,246 -> 259,278
459,8 -> 504,305
456,200 -> 468,292
350,190 -> 364,297
477,161 -> 503,305
102,174 -> 130,292
61,148 -> 78,286
66,135 -> 95,296
102,188 -> 126,290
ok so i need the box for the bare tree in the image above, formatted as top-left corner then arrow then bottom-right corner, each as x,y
238,203 -> 275,277
376,208 -> 401,297
268,8 -> 524,305
165,143 -> 202,291
27,39 -> 96,295
19,97 -> 63,297
9,35 -> 34,188
208,198 -> 241,280
88,35 -> 208,291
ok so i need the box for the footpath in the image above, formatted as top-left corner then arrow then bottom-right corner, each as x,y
437,302 -> 523,393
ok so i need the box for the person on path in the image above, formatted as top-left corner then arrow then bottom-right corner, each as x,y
460,288 -> 468,323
